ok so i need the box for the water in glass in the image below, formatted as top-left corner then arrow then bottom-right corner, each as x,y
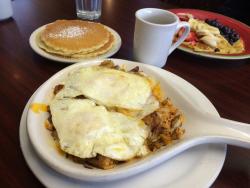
75,0 -> 102,20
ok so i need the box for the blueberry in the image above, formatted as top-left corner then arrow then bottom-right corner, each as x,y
232,35 -> 240,42
228,29 -> 233,34
229,39 -> 234,45
210,19 -> 217,26
204,18 -> 240,44
232,38 -> 237,43
223,35 -> 229,40
232,29 -> 236,32
205,19 -> 210,23
218,24 -> 223,29
226,27 -> 231,34
233,33 -> 240,39
215,22 -> 221,27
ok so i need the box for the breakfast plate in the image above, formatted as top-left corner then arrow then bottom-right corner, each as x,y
170,9 -> 250,60
20,58 -> 226,187
29,24 -> 122,63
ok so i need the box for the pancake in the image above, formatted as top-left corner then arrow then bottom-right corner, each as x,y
71,32 -> 115,58
40,20 -> 110,54
37,30 -> 115,58
37,33 -> 73,56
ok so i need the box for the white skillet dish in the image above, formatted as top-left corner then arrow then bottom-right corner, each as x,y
26,58 -> 232,182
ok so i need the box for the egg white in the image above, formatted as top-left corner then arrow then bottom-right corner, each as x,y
49,98 -> 150,161
55,66 -> 159,118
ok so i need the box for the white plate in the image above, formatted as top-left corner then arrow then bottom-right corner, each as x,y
29,24 -> 122,63
20,58 -> 226,187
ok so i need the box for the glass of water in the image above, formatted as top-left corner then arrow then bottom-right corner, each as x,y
75,0 -> 102,20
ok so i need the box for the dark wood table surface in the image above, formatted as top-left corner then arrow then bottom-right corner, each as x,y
0,0 -> 249,187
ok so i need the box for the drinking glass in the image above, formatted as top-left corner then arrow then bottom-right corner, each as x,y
75,0 -> 102,20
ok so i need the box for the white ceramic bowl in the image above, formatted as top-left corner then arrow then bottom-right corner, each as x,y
26,58 -> 221,182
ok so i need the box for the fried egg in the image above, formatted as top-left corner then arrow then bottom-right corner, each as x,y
55,66 -> 161,118
49,98 -> 150,161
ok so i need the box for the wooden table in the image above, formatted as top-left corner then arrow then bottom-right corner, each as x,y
0,0 -> 249,187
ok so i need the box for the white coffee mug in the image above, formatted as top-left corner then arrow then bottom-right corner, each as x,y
0,0 -> 13,21
133,8 -> 190,67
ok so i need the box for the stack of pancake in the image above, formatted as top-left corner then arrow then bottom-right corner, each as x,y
37,20 -> 115,58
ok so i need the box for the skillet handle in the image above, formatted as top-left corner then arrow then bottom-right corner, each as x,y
194,111 -> 250,149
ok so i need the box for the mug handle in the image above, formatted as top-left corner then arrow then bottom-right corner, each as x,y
168,22 -> 190,55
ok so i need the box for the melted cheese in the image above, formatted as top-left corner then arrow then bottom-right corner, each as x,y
30,103 -> 48,113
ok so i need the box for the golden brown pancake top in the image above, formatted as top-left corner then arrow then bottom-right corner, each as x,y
40,20 -> 110,53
